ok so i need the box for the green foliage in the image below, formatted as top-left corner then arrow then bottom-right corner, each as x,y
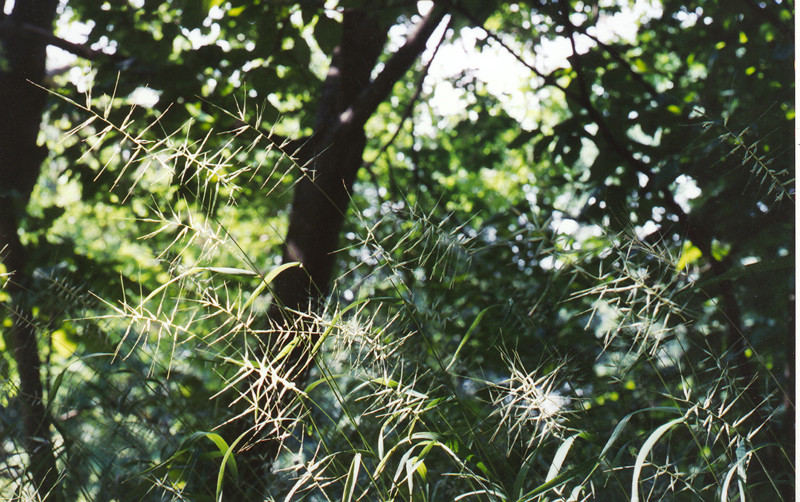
1,0 -> 793,500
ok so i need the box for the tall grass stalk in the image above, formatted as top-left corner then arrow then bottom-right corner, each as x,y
1,91 -> 791,501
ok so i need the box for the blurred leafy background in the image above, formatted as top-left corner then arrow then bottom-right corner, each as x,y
0,0 -> 793,500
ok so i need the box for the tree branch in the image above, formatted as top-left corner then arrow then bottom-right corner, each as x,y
362,14 -> 452,197
558,0 -> 761,408
342,3 -> 449,133
0,19 -> 124,61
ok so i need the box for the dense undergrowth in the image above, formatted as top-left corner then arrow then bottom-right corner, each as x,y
1,90 -> 794,501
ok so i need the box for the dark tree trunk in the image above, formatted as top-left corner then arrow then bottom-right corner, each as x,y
238,5 -> 448,472
0,0 -> 61,497
268,4 -> 447,341
270,10 -> 390,317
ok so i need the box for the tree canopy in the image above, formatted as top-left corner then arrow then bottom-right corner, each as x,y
0,0 -> 794,500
